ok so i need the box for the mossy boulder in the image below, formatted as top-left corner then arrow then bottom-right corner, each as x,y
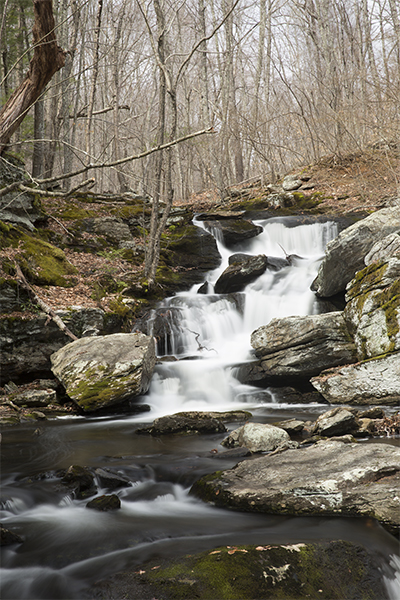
50,332 -> 156,412
89,541 -> 389,599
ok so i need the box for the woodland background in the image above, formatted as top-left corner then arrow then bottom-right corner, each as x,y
1,0 -> 399,201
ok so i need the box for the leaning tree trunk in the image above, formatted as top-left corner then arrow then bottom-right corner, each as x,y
0,0 -> 65,155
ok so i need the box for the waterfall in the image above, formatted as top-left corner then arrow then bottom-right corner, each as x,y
141,217 -> 338,419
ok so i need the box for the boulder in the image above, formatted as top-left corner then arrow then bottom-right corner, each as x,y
136,411 -> 234,436
344,259 -> 400,359
202,218 -> 263,248
0,525 -> 23,546
221,422 -> 290,452
96,541 -> 389,600
311,206 -> 400,297
214,255 -> 269,294
275,418 -> 305,435
61,465 -> 97,499
191,440 -> 400,535
81,216 -> 134,247
311,407 -> 357,436
94,468 -> 132,490
249,312 -> 357,380
51,332 -> 155,412
281,174 -> 302,191
310,352 -> 400,406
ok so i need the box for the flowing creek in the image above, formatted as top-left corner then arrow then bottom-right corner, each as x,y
1,217 -> 399,599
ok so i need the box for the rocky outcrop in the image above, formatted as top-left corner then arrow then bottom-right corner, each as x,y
247,312 -> 357,382
221,422 -> 290,452
81,216 -> 135,247
311,206 -> 400,297
311,407 -> 357,436
0,307 -> 120,385
214,254 -> 269,294
50,332 -> 155,412
310,352 -> 400,406
344,258 -> 400,359
191,440 -> 400,535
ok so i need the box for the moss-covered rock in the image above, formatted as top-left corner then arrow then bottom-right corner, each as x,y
89,541 -> 389,599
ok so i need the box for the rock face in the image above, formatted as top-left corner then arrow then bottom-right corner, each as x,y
51,332 -> 155,412
191,440 -> 400,535
0,307 -> 120,385
311,407 -> 357,436
310,352 -> 400,406
311,206 -> 400,297
221,422 -> 290,452
344,258 -> 400,359
249,312 -> 357,381
214,254 -> 269,294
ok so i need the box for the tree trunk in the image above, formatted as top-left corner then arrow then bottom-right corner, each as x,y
0,0 -> 65,155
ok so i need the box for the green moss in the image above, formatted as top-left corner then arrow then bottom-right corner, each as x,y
57,205 -> 96,220
18,235 -> 78,286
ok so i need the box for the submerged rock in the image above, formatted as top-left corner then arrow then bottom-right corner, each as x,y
88,540 -> 390,600
51,332 -> 155,412
86,494 -> 121,511
191,440 -> 400,535
0,525 -> 23,546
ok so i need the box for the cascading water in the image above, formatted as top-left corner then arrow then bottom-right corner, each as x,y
1,216 -> 399,600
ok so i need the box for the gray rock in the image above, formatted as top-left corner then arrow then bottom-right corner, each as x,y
191,440 -> 400,535
275,419 -> 305,435
215,254 -> 269,294
364,232 -> 400,265
51,332 -> 156,412
86,494 -> 121,511
267,193 -> 296,208
311,206 -> 400,297
312,407 -> 357,436
94,468 -> 132,490
282,175 -> 302,191
221,422 -> 290,452
250,312 -> 357,379
310,352 -> 400,405
81,216 -> 134,246
344,259 -> 400,359
11,389 -> 57,407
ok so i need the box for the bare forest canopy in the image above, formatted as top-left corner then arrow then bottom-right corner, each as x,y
1,0 -> 399,200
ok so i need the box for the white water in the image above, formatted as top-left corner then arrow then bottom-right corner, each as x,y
142,218 -> 338,419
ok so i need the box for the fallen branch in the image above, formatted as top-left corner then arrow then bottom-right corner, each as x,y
14,263 -> 78,341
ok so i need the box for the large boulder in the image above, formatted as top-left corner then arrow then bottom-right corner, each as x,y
311,206 -> 400,297
214,255 -> 269,294
191,440 -> 400,535
94,541 -> 390,600
50,332 -> 155,412
310,352 -> 400,406
344,258 -> 400,359
248,312 -> 357,381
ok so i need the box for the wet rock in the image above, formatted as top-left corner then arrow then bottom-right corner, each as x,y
311,407 -> 357,437
0,524 -> 23,546
51,332 -> 155,412
250,312 -> 357,380
359,407 -> 386,419
310,352 -> 400,406
268,386 -> 325,404
137,411 -> 228,436
214,255 -> 269,294
94,468 -> 132,490
61,465 -> 97,499
86,494 -> 121,511
311,205 -> 400,297
221,422 -> 290,453
191,440 -> 400,535
202,218 -> 263,248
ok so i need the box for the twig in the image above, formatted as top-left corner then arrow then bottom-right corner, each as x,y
14,263 -> 78,341
187,328 -> 217,354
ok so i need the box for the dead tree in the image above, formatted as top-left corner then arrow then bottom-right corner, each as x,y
0,0 -> 65,154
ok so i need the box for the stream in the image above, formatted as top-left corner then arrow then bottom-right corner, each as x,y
1,216 -> 399,599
